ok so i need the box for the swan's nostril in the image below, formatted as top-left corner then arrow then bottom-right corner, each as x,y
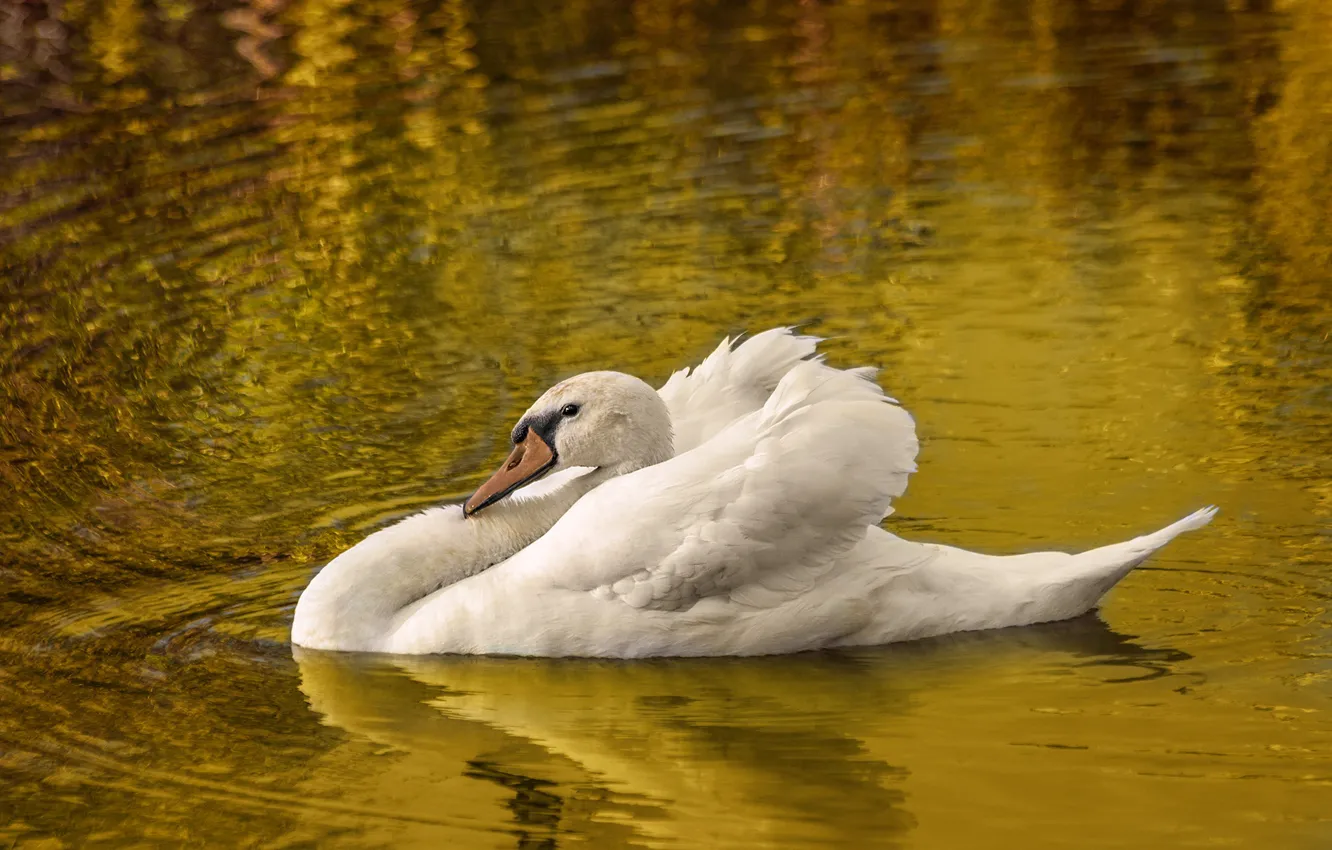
506,445 -> 525,470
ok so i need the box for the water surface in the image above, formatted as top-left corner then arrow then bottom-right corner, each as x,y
2,0 -> 1330,847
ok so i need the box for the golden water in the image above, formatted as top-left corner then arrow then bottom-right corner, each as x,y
2,0 -> 1329,846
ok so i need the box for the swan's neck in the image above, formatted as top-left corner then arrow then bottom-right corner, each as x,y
291,467 -> 614,652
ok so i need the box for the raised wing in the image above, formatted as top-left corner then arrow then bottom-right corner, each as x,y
658,327 -> 821,454
529,360 -> 919,612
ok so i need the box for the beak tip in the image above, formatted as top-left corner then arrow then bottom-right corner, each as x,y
462,432 -> 557,519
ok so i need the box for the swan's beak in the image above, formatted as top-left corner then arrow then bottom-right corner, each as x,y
463,430 -> 557,517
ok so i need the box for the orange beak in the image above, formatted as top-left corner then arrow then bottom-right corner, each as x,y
463,429 -> 557,517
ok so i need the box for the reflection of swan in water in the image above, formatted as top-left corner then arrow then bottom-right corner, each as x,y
293,617 -> 1184,848
295,648 -> 914,848
293,328 -> 1217,657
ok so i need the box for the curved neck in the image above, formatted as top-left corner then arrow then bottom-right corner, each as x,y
291,467 -> 615,652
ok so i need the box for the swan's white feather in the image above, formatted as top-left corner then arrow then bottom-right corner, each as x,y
294,327 -> 1218,658
658,327 -> 822,453
548,361 -> 917,612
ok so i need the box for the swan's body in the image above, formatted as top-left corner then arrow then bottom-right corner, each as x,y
292,329 -> 1216,657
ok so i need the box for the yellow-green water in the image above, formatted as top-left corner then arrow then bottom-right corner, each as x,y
2,0 -> 1329,846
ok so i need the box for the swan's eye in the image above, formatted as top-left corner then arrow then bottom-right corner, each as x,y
561,403 -> 580,418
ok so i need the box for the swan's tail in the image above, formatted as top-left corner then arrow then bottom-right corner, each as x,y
1149,505 -> 1220,538
1063,505 -> 1219,606
831,507 -> 1219,648
1087,505 -> 1218,566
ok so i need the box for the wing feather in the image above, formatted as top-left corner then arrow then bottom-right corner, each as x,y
527,359 -> 919,612
658,327 -> 822,453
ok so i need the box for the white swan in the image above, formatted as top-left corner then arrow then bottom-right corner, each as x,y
292,328 -> 1217,657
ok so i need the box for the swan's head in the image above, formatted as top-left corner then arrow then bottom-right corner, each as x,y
463,371 -> 673,517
